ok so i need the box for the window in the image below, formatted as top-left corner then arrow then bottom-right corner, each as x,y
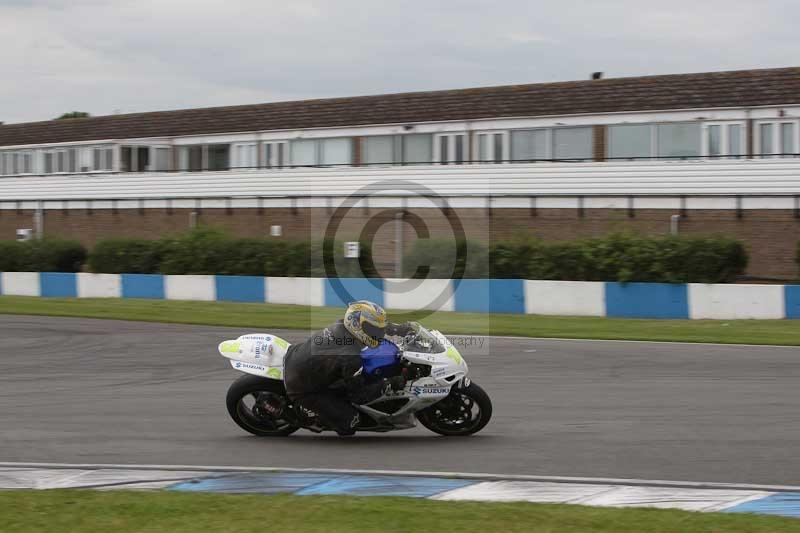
264,141 -> 287,168
21,151 -> 33,174
290,139 -> 317,166
91,147 -> 115,171
363,136 -> 396,165
657,123 -> 700,158
289,138 -> 352,166
401,134 -> 432,164
760,124 -> 774,156
320,138 -> 351,165
708,125 -> 722,157
121,146 -> 151,172
728,124 -> 742,157
609,124 -> 651,159
0,151 -> 30,174
41,147 -> 79,173
511,129 -> 548,162
475,132 -> 508,163
233,143 -> 257,169
434,133 -> 466,164
67,148 -> 78,173
178,144 -> 230,171
781,123 -> 795,157
756,121 -> 798,158
362,134 -> 432,165
207,144 -> 230,171
703,122 -> 745,158
180,146 -> 204,171
153,147 -> 170,171
553,127 -> 592,160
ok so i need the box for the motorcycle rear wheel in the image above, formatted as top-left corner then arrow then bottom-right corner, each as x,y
416,382 -> 492,436
226,374 -> 299,437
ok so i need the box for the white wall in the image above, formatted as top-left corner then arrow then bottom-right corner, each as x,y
384,278 -> 455,311
688,284 -> 785,319
267,277 -> 324,306
1,272 -> 40,296
164,275 -> 216,301
77,273 -> 121,298
525,280 -> 605,316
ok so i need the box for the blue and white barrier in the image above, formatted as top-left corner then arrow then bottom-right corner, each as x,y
1,272 -> 798,319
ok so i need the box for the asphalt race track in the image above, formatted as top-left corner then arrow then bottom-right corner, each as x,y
1,315 -> 799,485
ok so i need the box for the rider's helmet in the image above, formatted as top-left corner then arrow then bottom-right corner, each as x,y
344,300 -> 387,348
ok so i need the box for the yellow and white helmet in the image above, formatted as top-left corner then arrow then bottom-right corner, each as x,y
344,300 -> 387,348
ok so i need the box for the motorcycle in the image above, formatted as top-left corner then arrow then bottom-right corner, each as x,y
218,323 -> 492,436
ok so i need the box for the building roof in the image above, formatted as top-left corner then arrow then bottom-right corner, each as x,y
2,66 -> 800,148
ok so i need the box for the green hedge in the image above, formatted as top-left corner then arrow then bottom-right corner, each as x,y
402,239 -> 489,278
85,228 -> 379,277
0,238 -> 87,272
489,233 -> 748,283
87,238 -> 163,274
1,230 -> 749,283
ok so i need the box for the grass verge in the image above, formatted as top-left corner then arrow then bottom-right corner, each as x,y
2,490 -> 797,533
0,296 -> 798,345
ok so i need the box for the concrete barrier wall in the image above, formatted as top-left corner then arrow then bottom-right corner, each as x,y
688,284 -> 785,319
0,272 -> 797,319
524,280 -> 604,316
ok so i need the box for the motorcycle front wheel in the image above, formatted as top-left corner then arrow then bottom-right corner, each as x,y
226,374 -> 300,437
415,382 -> 492,436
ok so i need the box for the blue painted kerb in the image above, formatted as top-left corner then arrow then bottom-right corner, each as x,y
215,275 -> 265,303
324,278 -> 385,307
40,272 -> 77,298
121,274 -> 165,299
453,279 -> 525,314
785,285 -> 800,319
605,282 -> 689,319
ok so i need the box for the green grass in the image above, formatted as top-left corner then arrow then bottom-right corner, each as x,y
1,490 -> 797,533
0,296 -> 798,345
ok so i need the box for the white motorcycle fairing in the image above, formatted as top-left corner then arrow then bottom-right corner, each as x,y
355,329 -> 468,428
218,334 -> 290,380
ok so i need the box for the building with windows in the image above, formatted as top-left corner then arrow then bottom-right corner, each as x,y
1,66 -> 799,279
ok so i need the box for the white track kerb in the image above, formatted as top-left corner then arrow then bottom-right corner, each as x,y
1,463 -> 799,518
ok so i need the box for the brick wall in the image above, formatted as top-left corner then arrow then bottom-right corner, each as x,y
1,206 -> 798,280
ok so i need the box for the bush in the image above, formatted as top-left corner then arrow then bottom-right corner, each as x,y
86,228 -> 380,277
489,233 -> 747,283
0,238 -> 87,272
87,238 -> 161,274
403,239 -> 489,279
81,229 -> 748,283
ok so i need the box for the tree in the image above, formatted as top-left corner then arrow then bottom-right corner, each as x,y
56,111 -> 90,120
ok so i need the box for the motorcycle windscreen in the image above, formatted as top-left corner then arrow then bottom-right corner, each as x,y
405,326 -> 446,354
360,339 -> 400,375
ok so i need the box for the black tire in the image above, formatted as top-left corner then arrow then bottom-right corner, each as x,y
416,382 -> 492,436
226,374 -> 299,437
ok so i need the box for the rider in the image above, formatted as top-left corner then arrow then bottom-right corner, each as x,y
283,300 -> 411,436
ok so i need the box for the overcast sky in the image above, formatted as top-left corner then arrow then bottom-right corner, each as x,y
1,0 -> 798,124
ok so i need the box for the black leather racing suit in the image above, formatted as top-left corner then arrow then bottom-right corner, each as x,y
283,320 -> 394,435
